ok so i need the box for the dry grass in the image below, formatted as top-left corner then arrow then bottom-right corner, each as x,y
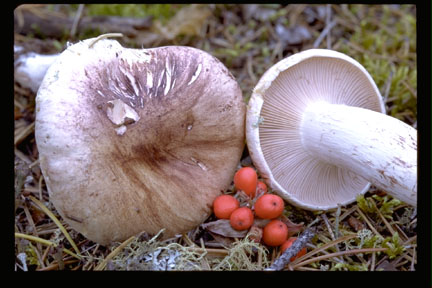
14,4 -> 417,271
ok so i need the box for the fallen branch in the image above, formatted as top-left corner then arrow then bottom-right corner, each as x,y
266,226 -> 316,271
14,6 -> 152,39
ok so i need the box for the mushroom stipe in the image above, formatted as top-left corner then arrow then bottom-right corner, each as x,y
246,49 -> 417,211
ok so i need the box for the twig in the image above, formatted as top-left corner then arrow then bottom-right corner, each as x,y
338,205 -> 357,222
38,174 -> 44,201
15,8 -> 152,39
371,249 -> 376,271
246,55 -> 257,84
326,4 -> 332,49
321,214 -> 342,255
401,79 -> 417,99
313,19 -> 337,48
15,148 -> 32,164
371,199 -> 397,236
14,232 -> 80,260
291,234 -> 357,265
88,33 -> 124,48
292,247 -> 387,268
29,195 -> 81,255
37,259 -> 79,271
266,226 -> 316,271
345,41 -> 399,63
321,214 -> 335,240
334,204 -> 341,238
22,203 -> 45,267
14,121 -> 35,146
356,207 -> 382,238
187,247 -> 229,256
15,232 -> 52,246
383,70 -> 394,109
70,4 -> 85,38
410,247 -> 415,271
199,237 -> 211,270
182,232 -> 198,247
28,158 -> 40,169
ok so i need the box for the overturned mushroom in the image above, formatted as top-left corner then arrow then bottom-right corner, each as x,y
35,36 -> 245,245
14,48 -> 60,93
246,49 -> 416,211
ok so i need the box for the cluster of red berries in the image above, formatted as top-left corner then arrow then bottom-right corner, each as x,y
212,167 -> 306,259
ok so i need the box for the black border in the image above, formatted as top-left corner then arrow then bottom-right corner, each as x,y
9,1 -> 431,285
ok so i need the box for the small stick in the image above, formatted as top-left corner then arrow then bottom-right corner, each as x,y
292,247 -> 388,268
199,238 -> 211,270
38,174 -> 44,201
370,250 -> 376,271
371,200 -> 397,236
313,19 -> 337,48
88,33 -> 124,48
326,4 -> 333,49
14,121 -> 35,146
334,204 -> 341,239
321,214 -> 343,262
356,207 -> 382,238
70,4 -> 85,37
322,214 -> 336,241
37,259 -> 79,271
338,205 -> 357,222
410,247 -> 415,271
29,195 -> 80,255
14,232 -> 80,260
383,70 -> 394,106
266,227 -> 316,271
22,204 -> 45,267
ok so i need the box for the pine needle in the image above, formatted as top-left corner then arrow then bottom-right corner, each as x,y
28,195 -> 80,255
292,248 -> 388,269
94,235 -> 136,271
15,232 -> 81,260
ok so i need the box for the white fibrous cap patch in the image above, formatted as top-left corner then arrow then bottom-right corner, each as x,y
164,59 -> 172,96
187,64 -> 202,86
106,99 -> 140,135
114,125 -> 127,136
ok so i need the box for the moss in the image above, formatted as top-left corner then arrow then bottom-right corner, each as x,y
382,233 -> 405,259
212,236 -> 270,270
372,195 -> 402,219
338,5 -> 416,124
356,194 -> 375,214
25,243 -> 39,266
14,4 -> 416,271
331,262 -> 369,271
84,4 -> 181,23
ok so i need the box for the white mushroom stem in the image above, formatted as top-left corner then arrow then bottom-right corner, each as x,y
14,49 -> 60,93
300,101 -> 417,206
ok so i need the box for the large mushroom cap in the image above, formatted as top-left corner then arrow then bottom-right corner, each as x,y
35,37 -> 245,245
246,49 -> 385,210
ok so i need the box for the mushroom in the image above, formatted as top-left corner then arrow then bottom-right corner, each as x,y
35,36 -> 245,245
14,47 -> 60,93
246,49 -> 416,211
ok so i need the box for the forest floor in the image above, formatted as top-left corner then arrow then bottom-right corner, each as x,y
14,4 -> 417,272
